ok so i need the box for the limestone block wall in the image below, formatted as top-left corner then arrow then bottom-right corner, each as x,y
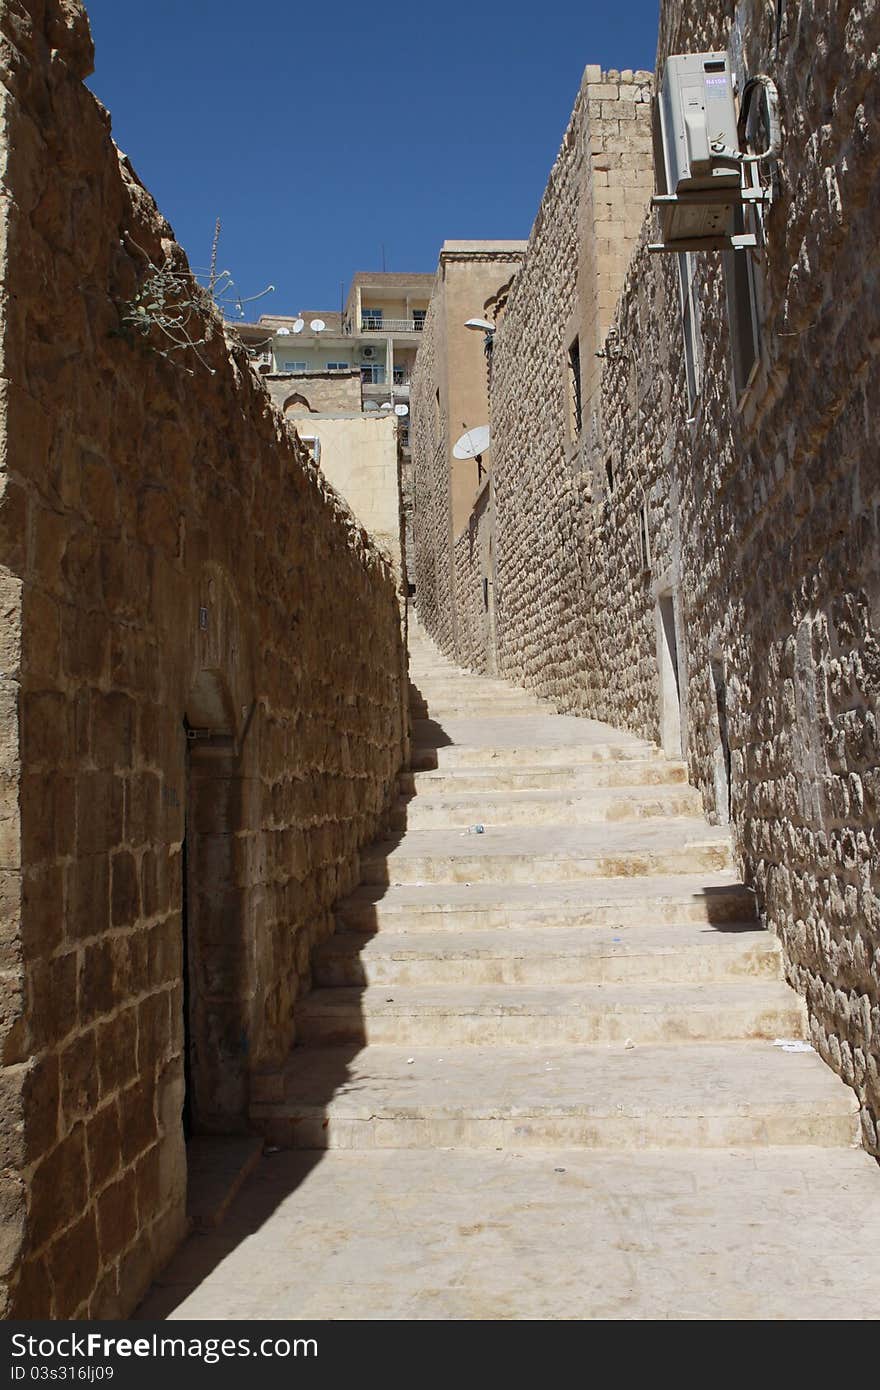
489,71 -> 654,705
0,0 -> 407,1318
581,0 -> 880,1150
296,414 -> 406,587
579,237 -> 677,740
453,482 -> 496,676
265,371 -> 363,417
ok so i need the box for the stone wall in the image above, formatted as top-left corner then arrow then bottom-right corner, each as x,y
489,70 -> 654,705
410,242 -> 526,657
293,413 -> 406,588
265,371 -> 363,417
453,480 -> 496,676
0,0 -> 408,1318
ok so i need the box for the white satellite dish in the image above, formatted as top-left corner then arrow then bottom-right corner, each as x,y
379,401 -> 393,411
363,400 -> 380,412
310,318 -> 326,333
453,424 -> 491,459
292,318 -> 305,334
394,404 -> 409,417
277,326 -> 291,336
464,317 -> 496,333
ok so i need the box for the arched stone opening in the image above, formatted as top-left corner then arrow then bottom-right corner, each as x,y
179,570 -> 256,1136
283,392 -> 314,415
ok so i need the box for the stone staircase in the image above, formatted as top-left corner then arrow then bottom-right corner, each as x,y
252,621 -> 860,1159
134,619 -> 880,1320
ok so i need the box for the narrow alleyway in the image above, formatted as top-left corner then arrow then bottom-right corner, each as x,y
138,622 -> 880,1320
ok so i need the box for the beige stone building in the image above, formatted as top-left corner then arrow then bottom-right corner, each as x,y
0,0 -> 408,1317
410,242 -> 528,658
410,6 -> 880,1154
233,272 -> 435,590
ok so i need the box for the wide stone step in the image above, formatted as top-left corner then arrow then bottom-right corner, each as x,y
399,761 -> 690,793
391,784 -> 703,830
250,1041 -> 857,1151
410,686 -> 544,700
294,980 -> 805,1046
361,823 -> 734,885
312,921 -> 778,987
411,714 -> 653,760
411,699 -> 551,718
337,875 -> 756,932
138,1146 -> 880,1320
411,738 -> 663,771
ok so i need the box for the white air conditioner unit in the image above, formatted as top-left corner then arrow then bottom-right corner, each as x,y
362,346 -> 376,359
650,51 -> 769,252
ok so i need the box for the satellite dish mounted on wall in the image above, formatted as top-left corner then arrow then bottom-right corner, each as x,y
394,404 -> 409,417
453,424 -> 491,460
292,318 -> 305,334
310,319 -> 326,333
379,401 -> 393,411
276,326 -> 291,336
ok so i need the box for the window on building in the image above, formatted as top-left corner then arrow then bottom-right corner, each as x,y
723,206 -> 762,399
676,252 -> 702,416
361,365 -> 386,385
412,309 -> 426,330
299,435 -> 321,466
326,362 -> 349,372
282,360 -> 308,373
362,308 -> 383,329
567,335 -> 582,438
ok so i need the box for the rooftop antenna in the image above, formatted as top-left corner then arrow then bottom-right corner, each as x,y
381,243 -> 386,272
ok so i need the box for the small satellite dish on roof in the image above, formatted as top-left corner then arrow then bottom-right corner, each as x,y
464,318 -> 496,333
310,318 -> 326,333
363,400 -> 380,411
394,404 -> 409,417
292,318 -> 305,334
277,326 -> 291,336
453,424 -> 491,459
380,401 -> 393,411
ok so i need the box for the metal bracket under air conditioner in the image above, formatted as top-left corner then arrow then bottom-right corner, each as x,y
647,185 -> 769,253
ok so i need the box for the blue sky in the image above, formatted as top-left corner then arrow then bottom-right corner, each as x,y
85,1 -> 659,317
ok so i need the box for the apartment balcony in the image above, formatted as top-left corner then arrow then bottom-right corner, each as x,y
360,317 -> 425,334
361,375 -> 411,400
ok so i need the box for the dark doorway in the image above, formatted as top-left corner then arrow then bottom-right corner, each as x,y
181,752 -> 194,1140
657,591 -> 683,756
